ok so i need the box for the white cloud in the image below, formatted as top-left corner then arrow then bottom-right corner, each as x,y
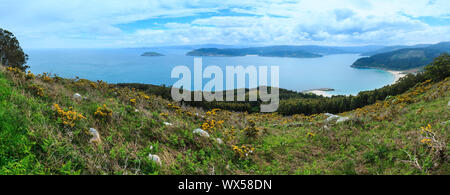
0,0 -> 449,48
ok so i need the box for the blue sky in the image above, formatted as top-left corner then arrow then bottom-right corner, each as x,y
0,0 -> 449,48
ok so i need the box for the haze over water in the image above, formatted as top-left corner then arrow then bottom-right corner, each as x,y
26,48 -> 394,96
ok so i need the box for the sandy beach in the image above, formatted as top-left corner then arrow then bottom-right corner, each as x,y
387,70 -> 407,84
307,90 -> 332,97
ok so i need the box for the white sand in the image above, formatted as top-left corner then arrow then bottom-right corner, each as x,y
306,90 -> 332,97
387,70 -> 407,84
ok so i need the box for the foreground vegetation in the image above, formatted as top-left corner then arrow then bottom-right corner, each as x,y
0,60 -> 448,174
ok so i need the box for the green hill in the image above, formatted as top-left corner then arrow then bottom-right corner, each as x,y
0,54 -> 448,175
360,44 -> 432,56
352,42 -> 450,70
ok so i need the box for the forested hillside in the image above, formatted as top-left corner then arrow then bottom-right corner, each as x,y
352,42 -> 450,70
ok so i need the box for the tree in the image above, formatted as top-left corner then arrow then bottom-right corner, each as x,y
424,53 -> 450,82
0,28 -> 29,71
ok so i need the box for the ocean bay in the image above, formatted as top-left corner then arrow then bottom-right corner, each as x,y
26,48 -> 394,96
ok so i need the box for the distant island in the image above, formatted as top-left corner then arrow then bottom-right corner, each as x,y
186,47 -> 322,58
352,42 -> 450,70
141,52 -> 164,56
186,45 -> 391,57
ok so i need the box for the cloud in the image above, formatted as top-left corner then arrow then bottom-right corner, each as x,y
334,9 -> 355,21
0,0 -> 449,48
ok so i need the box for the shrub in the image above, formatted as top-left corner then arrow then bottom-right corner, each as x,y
94,104 -> 113,120
28,84 -> 44,97
39,72 -> 52,83
53,104 -> 86,128
232,145 -> 255,158
243,120 -> 261,138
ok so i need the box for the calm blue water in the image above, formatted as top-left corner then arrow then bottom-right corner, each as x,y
25,48 -> 394,96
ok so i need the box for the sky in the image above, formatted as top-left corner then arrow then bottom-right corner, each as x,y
1,0 -> 449,48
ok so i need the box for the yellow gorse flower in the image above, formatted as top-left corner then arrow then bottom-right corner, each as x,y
28,84 -> 44,97
89,82 -> 97,89
6,67 -> 22,74
40,72 -> 52,83
26,71 -> 35,80
420,124 -> 433,134
53,104 -> 86,128
232,145 -> 255,158
201,119 -> 224,133
420,138 -> 432,146
94,104 -> 113,119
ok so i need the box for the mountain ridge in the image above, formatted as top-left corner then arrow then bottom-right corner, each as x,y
352,42 -> 450,70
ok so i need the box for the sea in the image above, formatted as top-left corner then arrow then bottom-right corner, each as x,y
25,48 -> 394,96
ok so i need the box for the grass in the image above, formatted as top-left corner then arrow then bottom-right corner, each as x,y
0,66 -> 448,175
0,73 -> 44,174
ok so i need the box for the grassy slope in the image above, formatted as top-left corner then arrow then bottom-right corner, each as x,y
0,66 -> 448,175
0,74 -> 44,174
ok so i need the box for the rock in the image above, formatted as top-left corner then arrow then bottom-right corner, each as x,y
325,113 -> 340,121
448,101 -> 450,106
215,138 -> 223,144
148,154 -> 162,165
73,93 -> 82,100
195,113 -> 205,118
88,128 -> 101,143
336,117 -> 350,123
163,122 -> 172,126
193,128 -> 210,137
325,113 -> 350,124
